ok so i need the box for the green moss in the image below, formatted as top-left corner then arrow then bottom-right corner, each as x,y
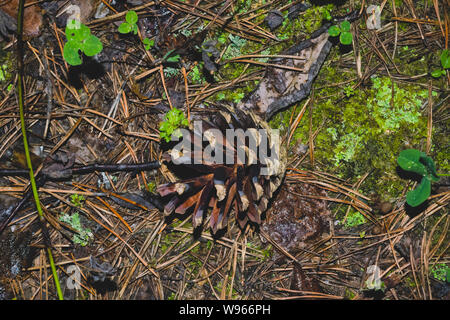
276,4 -> 334,41
271,62 -> 434,200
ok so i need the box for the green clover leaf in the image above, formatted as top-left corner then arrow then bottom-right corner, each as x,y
119,22 -> 132,34
340,31 -> 353,45
81,35 -> 103,56
397,149 -> 440,207
63,41 -> 82,66
328,25 -> 340,37
441,49 -> 450,69
126,10 -> 138,25
397,149 -> 428,176
406,177 -> 431,207
340,20 -> 351,32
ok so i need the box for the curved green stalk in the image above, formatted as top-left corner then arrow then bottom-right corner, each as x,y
17,0 -> 63,300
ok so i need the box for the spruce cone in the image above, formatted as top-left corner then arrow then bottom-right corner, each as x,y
157,105 -> 287,234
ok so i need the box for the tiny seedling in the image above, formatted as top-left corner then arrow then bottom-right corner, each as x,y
147,181 -> 156,193
143,38 -> 155,50
431,49 -> 450,78
64,20 -> 103,66
118,10 -> 139,35
328,20 -> 353,45
159,108 -> 189,143
397,149 -> 440,207
344,210 -> 366,229
70,193 -> 85,208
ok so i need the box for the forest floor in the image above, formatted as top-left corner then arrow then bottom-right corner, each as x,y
0,0 -> 448,300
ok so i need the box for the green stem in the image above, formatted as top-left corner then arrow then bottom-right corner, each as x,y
437,173 -> 450,177
17,0 -> 63,300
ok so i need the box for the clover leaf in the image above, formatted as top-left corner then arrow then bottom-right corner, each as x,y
328,20 -> 353,45
406,177 -> 431,207
119,10 -> 139,35
328,25 -> 340,37
431,49 -> 449,78
63,20 -> 103,66
441,49 -> 450,69
63,40 -> 83,66
397,149 -> 440,207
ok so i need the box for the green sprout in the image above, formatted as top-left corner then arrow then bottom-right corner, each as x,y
70,193 -> 85,208
63,20 -> 103,66
147,181 -> 156,193
143,37 -> 155,50
166,54 -> 181,63
431,49 -> 450,78
159,108 -> 189,143
118,10 -> 139,35
397,149 -> 440,207
328,20 -> 353,45
189,65 -> 204,84
344,210 -> 366,228
59,212 -> 93,246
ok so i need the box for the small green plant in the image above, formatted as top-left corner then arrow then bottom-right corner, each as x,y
59,212 -> 93,246
0,67 -> 7,81
167,292 -> 176,300
430,263 -> 449,282
343,85 -> 355,97
328,20 -> 353,45
118,10 -> 139,35
159,108 -> 189,143
147,181 -> 156,193
431,49 -> 450,78
189,65 -> 204,84
63,20 -> 103,66
143,37 -> 154,50
397,149 -> 440,207
166,54 -> 181,63
70,193 -> 85,207
344,209 -> 366,228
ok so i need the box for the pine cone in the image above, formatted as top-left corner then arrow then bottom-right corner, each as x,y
157,105 -> 286,234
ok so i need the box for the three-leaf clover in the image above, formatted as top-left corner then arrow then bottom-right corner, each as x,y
119,10 -> 139,35
63,20 -> 103,66
159,108 -> 189,143
328,20 -> 353,45
431,49 -> 449,78
397,149 -> 440,207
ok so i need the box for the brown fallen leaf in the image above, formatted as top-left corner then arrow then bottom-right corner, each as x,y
0,0 -> 42,37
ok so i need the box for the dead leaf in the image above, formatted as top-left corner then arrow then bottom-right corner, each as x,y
0,0 -> 42,37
